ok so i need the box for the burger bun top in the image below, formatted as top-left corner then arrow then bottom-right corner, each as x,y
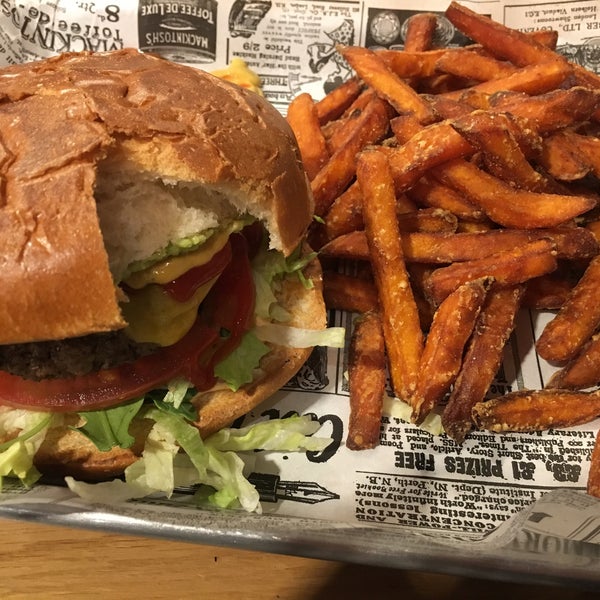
0,49 -> 313,345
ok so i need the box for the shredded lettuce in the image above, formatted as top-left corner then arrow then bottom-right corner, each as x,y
202,446 -> 259,510
206,414 -> 331,452
149,378 -> 197,420
254,323 -> 346,349
252,243 -> 317,321
157,377 -> 191,410
382,395 -> 445,436
66,412 -> 332,513
0,410 -> 53,489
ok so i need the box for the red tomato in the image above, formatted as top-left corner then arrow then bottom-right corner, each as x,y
189,233 -> 256,390
0,234 -> 255,412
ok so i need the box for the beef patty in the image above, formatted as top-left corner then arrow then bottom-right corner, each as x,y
0,332 -> 159,381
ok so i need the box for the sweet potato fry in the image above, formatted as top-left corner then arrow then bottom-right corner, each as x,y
357,149 -> 423,404
561,131 -> 600,176
586,220 -> 600,244
323,271 -> 379,314
538,130 -> 592,181
427,99 -> 543,158
324,180 -> 418,240
539,130 -> 600,181
311,96 -> 390,216
321,227 -> 596,266
458,89 -> 493,110
323,183 -> 365,240
451,110 -> 551,191
430,158 -> 596,229
406,228 -> 597,263
412,277 -> 491,424
489,87 -> 600,134
472,389 -> 600,433
546,333 -> 600,390
377,48 -> 447,80
396,208 -> 459,234
386,122 -> 475,194
286,93 -> 329,181
319,230 -> 369,261
443,285 -> 526,443
338,44 -> 436,124
323,88 -> 378,154
435,48 -> 518,82
424,238 -> 558,305
445,2 -> 565,68
420,94 -> 473,120
403,13 -> 438,52
536,255 -> 600,364
347,311 -> 386,450
407,177 -> 485,222
314,77 -> 363,124
587,431 -> 600,498
522,272 -> 574,310
443,60 -> 572,102
389,114 -> 426,143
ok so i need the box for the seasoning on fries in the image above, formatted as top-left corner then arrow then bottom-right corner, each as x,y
443,285 -> 526,443
546,333 -> 600,391
536,255 -> 600,364
284,4 -> 600,500
357,149 -> 423,406
472,390 -> 600,433
412,277 -> 491,424
424,238 -> 558,306
347,311 -> 387,450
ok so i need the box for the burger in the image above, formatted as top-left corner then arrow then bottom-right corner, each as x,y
0,49 -> 339,510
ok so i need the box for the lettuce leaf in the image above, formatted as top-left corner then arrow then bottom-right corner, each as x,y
75,399 -> 144,452
213,331 -> 270,391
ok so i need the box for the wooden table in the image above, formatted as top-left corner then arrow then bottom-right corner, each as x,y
0,517 -> 598,599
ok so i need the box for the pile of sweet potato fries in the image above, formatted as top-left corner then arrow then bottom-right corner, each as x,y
285,3 -> 600,496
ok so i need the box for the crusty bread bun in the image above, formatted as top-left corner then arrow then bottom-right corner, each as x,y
0,50 -> 325,480
0,48 -> 313,344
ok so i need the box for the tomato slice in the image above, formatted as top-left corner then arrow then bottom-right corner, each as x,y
163,240 -> 232,303
187,233 -> 256,390
0,233 -> 255,412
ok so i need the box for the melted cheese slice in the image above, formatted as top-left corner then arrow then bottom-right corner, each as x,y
121,232 -> 230,346
121,277 -> 218,347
